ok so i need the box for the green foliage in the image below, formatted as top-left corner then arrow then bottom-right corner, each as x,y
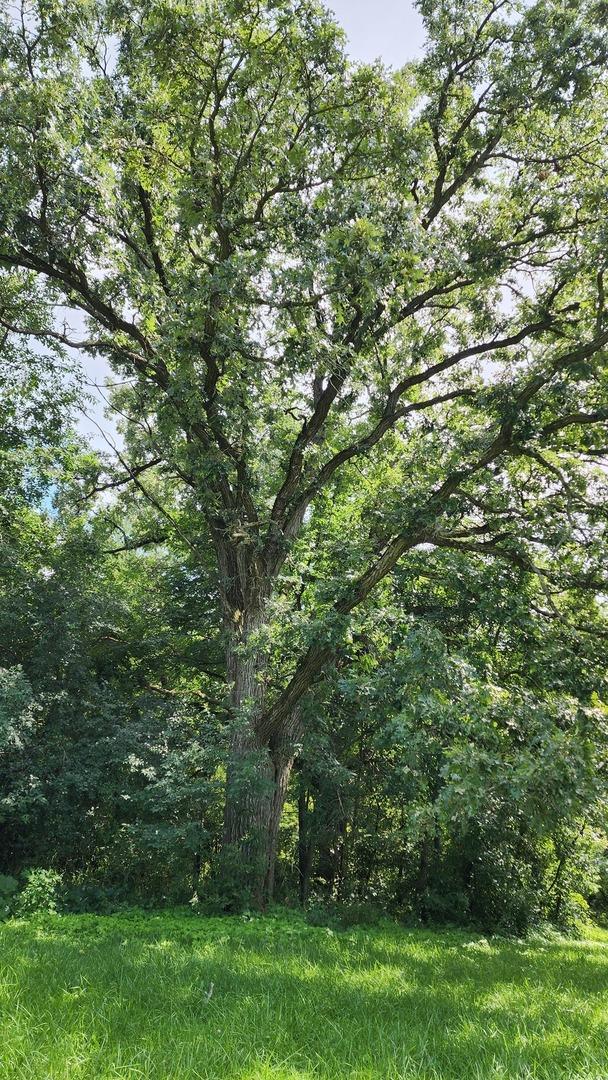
288,572 -> 608,931
0,873 -> 18,919
61,882 -> 128,915
12,868 -> 63,917
0,0 -> 607,923
0,873 -> 17,896
305,899 -> 383,929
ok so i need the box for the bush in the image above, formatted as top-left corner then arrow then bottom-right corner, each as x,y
0,874 -> 18,918
13,869 -> 63,916
62,882 -> 127,914
305,903 -> 339,929
305,900 -> 383,929
416,887 -> 471,926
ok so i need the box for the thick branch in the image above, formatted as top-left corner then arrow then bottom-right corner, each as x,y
267,315 -> 556,563
137,184 -> 171,296
257,326 -> 608,735
80,457 -> 163,503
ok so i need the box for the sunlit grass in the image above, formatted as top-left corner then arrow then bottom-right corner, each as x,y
0,911 -> 607,1079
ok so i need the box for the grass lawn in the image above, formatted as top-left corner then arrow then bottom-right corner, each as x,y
0,911 -> 607,1080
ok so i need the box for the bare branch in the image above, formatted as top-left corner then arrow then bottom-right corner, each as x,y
80,457 -> 163,503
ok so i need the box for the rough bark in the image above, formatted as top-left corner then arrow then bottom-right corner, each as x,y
220,603 -> 270,906
220,598 -> 302,907
298,790 -> 314,905
263,751 -> 294,902
221,714 -> 301,907
263,708 -> 302,901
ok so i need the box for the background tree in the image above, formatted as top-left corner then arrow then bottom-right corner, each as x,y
287,547 -> 608,930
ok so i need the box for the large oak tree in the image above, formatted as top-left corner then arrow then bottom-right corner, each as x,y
1,0 -> 608,903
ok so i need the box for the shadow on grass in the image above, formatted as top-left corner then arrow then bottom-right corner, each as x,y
1,916 -> 607,1079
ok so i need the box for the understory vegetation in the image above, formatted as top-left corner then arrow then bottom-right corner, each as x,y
1,484 -> 607,931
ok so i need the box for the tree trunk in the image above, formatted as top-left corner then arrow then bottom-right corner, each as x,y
220,605 -> 301,907
263,750 -> 294,902
298,789 -> 314,905
220,605 -> 270,907
221,726 -> 274,908
263,709 -> 302,901
222,726 -> 299,908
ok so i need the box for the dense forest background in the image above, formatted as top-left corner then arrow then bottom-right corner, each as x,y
1,0 -> 608,932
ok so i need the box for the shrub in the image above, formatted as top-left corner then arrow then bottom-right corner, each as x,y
62,882 -> 126,914
0,874 -> 18,918
13,869 -> 63,916
305,900 -> 383,929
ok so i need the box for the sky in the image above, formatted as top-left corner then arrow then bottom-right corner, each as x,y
78,1 -> 426,449
328,0 -> 425,67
